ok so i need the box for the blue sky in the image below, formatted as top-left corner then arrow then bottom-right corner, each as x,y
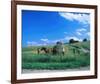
22,10 -> 90,47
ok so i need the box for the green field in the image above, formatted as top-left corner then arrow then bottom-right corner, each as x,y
22,41 -> 90,70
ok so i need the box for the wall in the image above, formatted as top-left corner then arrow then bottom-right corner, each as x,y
0,0 -> 100,84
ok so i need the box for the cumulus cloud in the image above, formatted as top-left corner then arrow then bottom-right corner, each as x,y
76,28 -> 87,36
76,32 -> 82,35
86,32 -> 90,36
27,41 -> 37,45
59,12 -> 90,24
40,38 -> 49,42
77,28 -> 86,32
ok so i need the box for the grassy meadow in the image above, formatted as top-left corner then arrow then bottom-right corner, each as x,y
22,41 -> 90,70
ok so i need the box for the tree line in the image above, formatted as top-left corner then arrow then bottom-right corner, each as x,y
69,38 -> 88,44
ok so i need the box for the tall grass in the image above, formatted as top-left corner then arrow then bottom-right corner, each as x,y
22,53 -> 90,69
22,41 -> 90,70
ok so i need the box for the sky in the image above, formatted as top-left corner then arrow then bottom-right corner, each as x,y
22,10 -> 90,47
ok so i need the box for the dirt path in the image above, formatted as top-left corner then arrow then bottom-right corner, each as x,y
22,66 -> 90,74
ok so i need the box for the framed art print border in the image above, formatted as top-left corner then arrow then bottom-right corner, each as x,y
11,1 -> 98,84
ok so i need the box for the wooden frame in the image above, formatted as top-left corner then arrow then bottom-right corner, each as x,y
11,1 -> 98,84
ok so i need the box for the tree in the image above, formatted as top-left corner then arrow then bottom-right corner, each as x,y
69,39 -> 74,43
83,38 -> 87,42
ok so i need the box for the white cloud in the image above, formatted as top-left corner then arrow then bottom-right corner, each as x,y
40,38 -> 64,44
27,41 -> 37,45
76,32 -> 82,35
86,32 -> 90,36
42,43 -> 47,46
27,41 -> 40,46
77,28 -> 86,32
52,39 -> 63,44
27,36 -> 84,46
40,38 -> 49,42
59,12 -> 90,24
27,41 -> 48,46
76,28 -> 87,36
